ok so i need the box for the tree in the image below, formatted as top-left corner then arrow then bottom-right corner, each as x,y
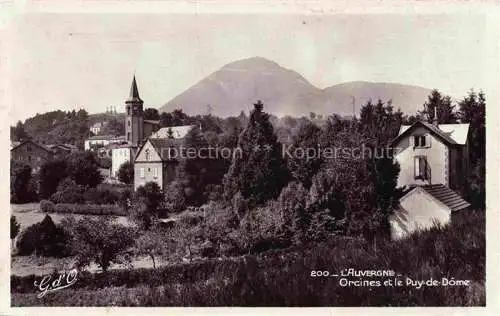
134,229 -> 166,268
117,161 -> 134,184
38,160 -> 68,199
66,151 -> 103,188
11,121 -> 29,141
62,217 -> 136,272
49,177 -> 85,204
132,182 -> 164,229
10,161 -> 36,203
286,121 -> 322,188
420,89 -> 458,124
223,101 -> 289,205
458,90 -> 486,208
16,215 -> 69,257
144,108 -> 160,121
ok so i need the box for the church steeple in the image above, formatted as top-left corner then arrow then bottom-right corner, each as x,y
125,75 -> 144,146
127,75 -> 143,103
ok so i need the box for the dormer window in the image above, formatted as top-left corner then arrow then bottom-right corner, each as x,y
413,135 -> 430,148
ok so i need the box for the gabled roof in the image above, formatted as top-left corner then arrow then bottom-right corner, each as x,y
402,184 -> 470,212
150,125 -> 196,139
421,184 -> 471,212
390,121 -> 468,147
134,138 -> 183,162
10,139 -> 52,153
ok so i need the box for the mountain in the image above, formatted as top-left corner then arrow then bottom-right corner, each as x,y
160,57 -> 433,117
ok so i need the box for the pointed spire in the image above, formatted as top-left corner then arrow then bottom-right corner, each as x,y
126,75 -> 143,103
433,105 -> 439,126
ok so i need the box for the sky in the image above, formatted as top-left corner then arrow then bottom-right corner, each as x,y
5,13 -> 496,124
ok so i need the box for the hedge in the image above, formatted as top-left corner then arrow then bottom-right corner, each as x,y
40,200 -> 127,216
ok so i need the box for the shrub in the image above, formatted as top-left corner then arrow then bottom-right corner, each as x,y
49,178 -> 85,204
40,199 -> 125,216
15,214 -> 70,257
83,186 -> 120,205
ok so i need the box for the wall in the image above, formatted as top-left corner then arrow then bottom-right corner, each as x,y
394,126 -> 448,188
11,141 -> 52,173
111,147 -> 133,179
134,162 -> 163,190
389,188 -> 451,240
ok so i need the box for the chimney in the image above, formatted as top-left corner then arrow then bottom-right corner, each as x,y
433,106 -> 439,126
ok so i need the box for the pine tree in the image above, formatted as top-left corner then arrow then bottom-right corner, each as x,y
223,100 -> 289,205
420,89 -> 458,124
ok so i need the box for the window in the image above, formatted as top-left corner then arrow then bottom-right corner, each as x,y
26,144 -> 32,152
413,134 -> 431,148
128,120 -> 131,127
127,132 -> 131,141
153,167 -> 158,178
140,168 -> 145,178
414,156 -> 428,180
145,149 -> 150,161
28,155 -> 32,162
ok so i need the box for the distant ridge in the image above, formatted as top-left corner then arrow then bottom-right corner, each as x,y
160,57 -> 433,117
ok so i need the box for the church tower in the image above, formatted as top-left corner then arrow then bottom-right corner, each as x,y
125,75 -> 144,146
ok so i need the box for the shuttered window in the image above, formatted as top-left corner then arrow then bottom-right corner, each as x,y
140,168 -> 145,178
414,156 -> 428,179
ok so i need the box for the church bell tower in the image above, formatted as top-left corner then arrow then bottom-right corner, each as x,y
125,75 -> 144,146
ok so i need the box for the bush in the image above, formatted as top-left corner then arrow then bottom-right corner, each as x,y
15,214 -> 70,257
83,186 -> 120,205
11,212 -> 486,307
40,199 -> 126,216
49,178 -> 85,204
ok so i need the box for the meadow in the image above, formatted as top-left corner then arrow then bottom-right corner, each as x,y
11,211 -> 485,307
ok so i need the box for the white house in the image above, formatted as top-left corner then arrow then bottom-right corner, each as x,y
111,145 -> 136,179
388,119 -> 471,239
84,135 -> 125,151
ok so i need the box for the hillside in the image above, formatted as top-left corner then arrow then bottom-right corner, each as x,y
160,57 -> 433,117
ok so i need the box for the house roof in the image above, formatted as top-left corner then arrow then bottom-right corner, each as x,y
390,121 -> 469,147
135,138 -> 183,162
418,184 -> 471,212
86,135 -> 124,141
144,120 -> 160,125
10,139 -> 52,153
150,125 -> 196,139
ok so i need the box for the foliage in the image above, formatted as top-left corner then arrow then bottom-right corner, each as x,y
83,186 -> 121,205
15,214 -> 70,257
12,211 -> 485,306
144,108 -> 160,121
419,89 -> 457,124
21,109 -> 90,148
223,101 -> 289,205
62,217 -> 136,272
38,159 -> 69,199
66,151 -> 103,188
10,161 -> 37,203
11,215 -> 21,240
11,121 -> 30,141
286,121 -> 323,188
50,178 -> 86,204
118,161 -> 134,184
134,229 -> 167,269
40,199 -> 126,216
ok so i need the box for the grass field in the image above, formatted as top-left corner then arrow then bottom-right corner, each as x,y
11,211 -> 485,307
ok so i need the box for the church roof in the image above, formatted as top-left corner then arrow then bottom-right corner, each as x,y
150,125 -> 196,139
126,75 -> 143,103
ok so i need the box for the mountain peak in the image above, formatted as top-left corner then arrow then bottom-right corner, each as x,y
221,57 -> 282,71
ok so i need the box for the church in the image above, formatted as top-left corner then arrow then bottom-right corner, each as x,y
108,76 -> 196,190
